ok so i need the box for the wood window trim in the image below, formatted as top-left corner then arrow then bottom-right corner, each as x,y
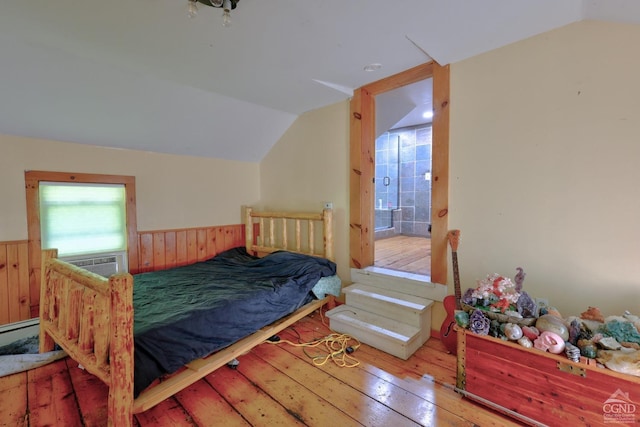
25,171 -> 138,317
349,61 -> 450,284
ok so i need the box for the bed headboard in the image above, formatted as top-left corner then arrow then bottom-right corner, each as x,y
244,207 -> 334,261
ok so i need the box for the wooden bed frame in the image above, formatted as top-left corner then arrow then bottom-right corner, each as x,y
39,207 -> 335,427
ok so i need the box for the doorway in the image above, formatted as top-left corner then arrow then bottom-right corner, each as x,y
374,129 -> 432,276
373,77 -> 433,276
349,62 -> 449,284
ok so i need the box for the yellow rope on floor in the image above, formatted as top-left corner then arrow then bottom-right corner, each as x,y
267,332 -> 361,368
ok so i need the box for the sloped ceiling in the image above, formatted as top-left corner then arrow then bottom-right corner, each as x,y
1,0 -> 639,161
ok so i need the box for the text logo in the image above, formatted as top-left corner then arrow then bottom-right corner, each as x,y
603,389 -> 637,424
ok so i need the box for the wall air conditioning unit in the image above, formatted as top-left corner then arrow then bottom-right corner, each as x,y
62,251 -> 128,278
0,317 -> 40,346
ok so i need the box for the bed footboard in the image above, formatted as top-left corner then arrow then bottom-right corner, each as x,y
39,249 -> 134,426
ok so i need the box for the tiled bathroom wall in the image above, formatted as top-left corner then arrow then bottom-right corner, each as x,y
375,124 -> 432,237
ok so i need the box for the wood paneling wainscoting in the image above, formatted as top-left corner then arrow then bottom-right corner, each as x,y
137,224 -> 244,273
0,240 -> 30,325
0,224 -> 245,326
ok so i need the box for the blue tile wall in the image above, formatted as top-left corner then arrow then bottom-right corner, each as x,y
374,124 -> 432,237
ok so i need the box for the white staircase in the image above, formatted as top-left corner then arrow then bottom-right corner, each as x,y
326,268 -> 446,360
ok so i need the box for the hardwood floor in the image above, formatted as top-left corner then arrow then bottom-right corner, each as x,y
375,235 -> 431,276
0,309 -> 521,427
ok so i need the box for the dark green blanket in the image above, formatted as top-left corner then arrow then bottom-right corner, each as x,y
132,247 -> 336,395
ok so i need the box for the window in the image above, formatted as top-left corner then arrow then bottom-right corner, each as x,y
25,171 -> 138,318
39,182 -> 126,257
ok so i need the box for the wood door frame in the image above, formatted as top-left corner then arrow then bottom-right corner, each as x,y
349,62 -> 450,284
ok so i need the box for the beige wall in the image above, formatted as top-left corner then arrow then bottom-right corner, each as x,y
3,18 -> 638,320
449,20 -> 640,316
0,134 -> 260,241
259,101 -> 350,283
261,20 -> 640,319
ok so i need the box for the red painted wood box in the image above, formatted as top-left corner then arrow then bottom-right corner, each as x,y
456,328 -> 640,426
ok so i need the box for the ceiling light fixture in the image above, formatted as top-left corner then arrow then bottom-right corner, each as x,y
187,0 -> 239,27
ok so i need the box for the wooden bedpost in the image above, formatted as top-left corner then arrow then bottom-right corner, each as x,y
108,273 -> 134,427
322,209 -> 337,309
39,249 -> 57,353
245,207 -> 254,253
323,208 -> 334,262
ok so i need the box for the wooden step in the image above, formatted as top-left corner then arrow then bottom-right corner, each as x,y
325,305 -> 422,360
343,283 -> 432,344
351,267 -> 448,302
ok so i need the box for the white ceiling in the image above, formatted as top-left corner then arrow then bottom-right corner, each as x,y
1,0 -> 640,162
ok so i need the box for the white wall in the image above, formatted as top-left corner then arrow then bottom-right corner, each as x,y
449,20 -> 640,316
0,133 -> 260,240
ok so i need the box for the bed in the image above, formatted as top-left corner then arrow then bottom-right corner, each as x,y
38,207 -> 338,427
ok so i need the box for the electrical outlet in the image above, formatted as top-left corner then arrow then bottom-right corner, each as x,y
324,202 -> 333,209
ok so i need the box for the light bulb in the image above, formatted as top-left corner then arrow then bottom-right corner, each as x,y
222,9 -> 231,27
222,0 -> 232,27
187,0 -> 198,19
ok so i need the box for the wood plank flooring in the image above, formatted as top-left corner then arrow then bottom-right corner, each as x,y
1,309 -> 522,426
375,236 -> 431,276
